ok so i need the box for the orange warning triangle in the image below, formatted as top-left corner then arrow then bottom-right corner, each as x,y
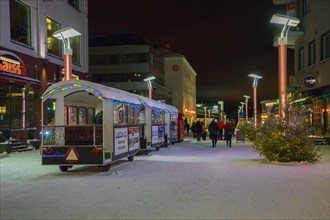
66,147 -> 79,162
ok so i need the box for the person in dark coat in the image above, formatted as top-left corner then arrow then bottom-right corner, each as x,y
208,119 -> 219,147
191,122 -> 196,138
196,120 -> 203,142
224,119 -> 234,147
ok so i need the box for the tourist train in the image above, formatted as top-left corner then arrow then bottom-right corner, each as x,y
40,80 -> 181,172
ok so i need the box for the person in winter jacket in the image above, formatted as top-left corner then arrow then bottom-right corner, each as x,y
196,120 -> 203,142
224,119 -> 234,147
208,119 -> 219,147
217,120 -> 224,140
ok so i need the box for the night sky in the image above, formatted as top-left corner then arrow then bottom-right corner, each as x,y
88,0 -> 292,117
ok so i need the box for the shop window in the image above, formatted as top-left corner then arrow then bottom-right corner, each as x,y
321,31 -> 330,61
10,0 -> 31,46
308,40 -> 316,66
47,17 -> 61,57
0,84 -> 35,129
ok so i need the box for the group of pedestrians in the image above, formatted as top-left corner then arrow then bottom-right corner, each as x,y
208,118 -> 235,148
186,117 -> 235,147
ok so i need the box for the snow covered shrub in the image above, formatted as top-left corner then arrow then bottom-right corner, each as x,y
238,121 -> 256,142
253,105 -> 321,163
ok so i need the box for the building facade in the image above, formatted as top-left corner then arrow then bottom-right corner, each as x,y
89,33 -> 197,121
159,49 -> 197,123
0,0 -> 89,141
273,0 -> 330,136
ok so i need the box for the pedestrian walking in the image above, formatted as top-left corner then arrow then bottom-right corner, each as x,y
224,119 -> 234,147
208,119 -> 219,147
196,120 -> 203,142
217,120 -> 224,140
191,122 -> 196,138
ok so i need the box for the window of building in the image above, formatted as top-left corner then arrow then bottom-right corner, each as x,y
68,0 -> 79,11
71,36 -> 80,64
10,0 -> 31,46
46,17 -> 61,57
137,53 -> 149,63
298,47 -> 305,71
298,0 -> 310,18
308,40 -> 316,66
321,31 -> 330,61
122,54 -> 135,64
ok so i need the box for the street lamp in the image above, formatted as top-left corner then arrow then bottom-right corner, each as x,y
248,73 -> 263,126
203,106 -> 207,125
243,95 -> 250,121
53,27 -> 81,81
237,106 -> 242,125
270,14 -> 300,119
143,76 -> 156,99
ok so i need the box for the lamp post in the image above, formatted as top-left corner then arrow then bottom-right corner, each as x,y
53,27 -> 81,81
243,95 -> 250,122
143,76 -> 156,99
203,106 -> 207,125
270,14 -> 300,119
248,73 -> 263,127
237,106 -> 242,125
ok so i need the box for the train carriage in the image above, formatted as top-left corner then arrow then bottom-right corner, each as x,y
133,94 -> 166,153
40,80 -> 142,172
164,104 -> 179,144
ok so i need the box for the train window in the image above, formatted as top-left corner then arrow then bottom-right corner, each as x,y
114,103 -> 128,125
78,107 -> 87,125
87,108 -> 95,124
68,106 -> 78,125
152,108 -> 165,124
128,105 -> 134,125
95,111 -> 102,124
127,105 -> 140,125
133,106 -> 140,125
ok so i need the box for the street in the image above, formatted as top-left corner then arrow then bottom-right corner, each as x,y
1,137 -> 329,220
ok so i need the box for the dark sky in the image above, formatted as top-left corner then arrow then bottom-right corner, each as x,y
88,0 -> 292,117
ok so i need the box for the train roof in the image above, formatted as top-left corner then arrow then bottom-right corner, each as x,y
164,104 -> 178,113
41,80 -> 141,105
131,93 -> 166,110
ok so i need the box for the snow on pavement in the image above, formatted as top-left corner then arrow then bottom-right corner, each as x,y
1,137 -> 329,220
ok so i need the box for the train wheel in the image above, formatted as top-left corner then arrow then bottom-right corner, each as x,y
156,147 -> 160,151
59,166 -> 69,172
128,156 -> 134,161
102,164 -> 111,172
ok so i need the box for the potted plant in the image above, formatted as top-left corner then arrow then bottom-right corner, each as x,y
27,129 -> 41,149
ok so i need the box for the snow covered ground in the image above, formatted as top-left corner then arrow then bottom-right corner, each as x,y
1,137 -> 329,220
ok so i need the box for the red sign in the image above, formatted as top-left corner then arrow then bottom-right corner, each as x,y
0,50 -> 26,75
172,64 -> 179,72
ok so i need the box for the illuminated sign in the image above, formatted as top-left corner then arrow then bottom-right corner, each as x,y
0,50 -> 26,75
304,74 -> 317,88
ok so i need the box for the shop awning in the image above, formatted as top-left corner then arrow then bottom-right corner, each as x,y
0,71 -> 41,87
